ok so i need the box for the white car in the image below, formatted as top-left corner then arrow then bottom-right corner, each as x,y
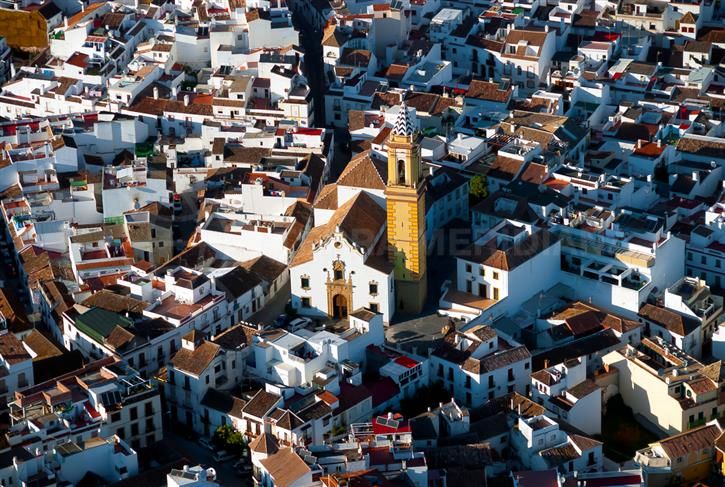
287,317 -> 312,332
213,450 -> 236,462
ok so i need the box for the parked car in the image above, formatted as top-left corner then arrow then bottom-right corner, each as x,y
173,193 -> 183,214
198,437 -> 214,451
213,450 -> 236,463
287,317 -> 312,332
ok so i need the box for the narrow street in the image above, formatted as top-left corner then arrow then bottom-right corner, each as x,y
292,10 -> 326,127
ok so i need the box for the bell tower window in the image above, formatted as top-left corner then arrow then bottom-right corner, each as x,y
397,160 -> 406,184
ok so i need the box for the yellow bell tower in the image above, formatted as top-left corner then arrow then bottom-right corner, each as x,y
385,101 -> 427,314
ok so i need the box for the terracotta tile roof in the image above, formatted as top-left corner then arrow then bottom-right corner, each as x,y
633,141 -> 665,158
81,290 -> 148,314
67,1 -> 106,27
242,389 -> 281,418
460,229 -> 558,271
569,434 -> 602,451
127,96 -> 214,117
259,448 -> 310,487
249,432 -> 279,454
201,388 -> 246,417
212,323 -> 259,349
274,409 -> 305,430
487,155 -> 524,181
531,369 -> 556,386
371,91 -> 402,110
240,255 -> 287,284
105,325 -> 136,350
639,303 -> 700,336
22,330 -> 62,361
0,333 -> 31,365
337,151 -> 387,190
382,63 -> 409,81
540,442 -> 580,467
66,52 -> 89,69
688,376 -> 717,394
520,162 -> 548,184
658,424 -> 721,459
0,289 -> 31,334
291,191 -> 387,267
170,341 -> 220,376
466,80 -> 512,103
404,91 -> 439,114
322,28 -> 348,48
677,136 -> 725,158
700,361 -> 722,383
567,379 -> 599,399
314,183 -> 338,210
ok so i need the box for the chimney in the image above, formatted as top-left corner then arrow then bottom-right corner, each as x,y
544,359 -> 550,368
184,94 -> 190,106
153,86 -> 159,99
545,24 -> 549,32
692,171 -> 698,182
657,139 -> 662,148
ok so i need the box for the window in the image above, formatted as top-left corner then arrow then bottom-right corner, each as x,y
369,303 -> 379,313
300,276 -> 310,289
369,282 -> 378,295
479,267 -> 485,276
701,256 -> 707,265
687,252 -> 693,261
301,297 -> 311,308
334,269 -> 344,280
131,423 -> 139,436
493,272 -> 499,280
145,402 -> 153,416
111,412 -> 121,423
493,288 -> 499,300
488,376 -> 494,387
465,263 -> 472,273
130,407 -> 138,421
466,392 -> 472,405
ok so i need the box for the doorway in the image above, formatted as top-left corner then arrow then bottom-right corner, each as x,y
332,294 -> 348,318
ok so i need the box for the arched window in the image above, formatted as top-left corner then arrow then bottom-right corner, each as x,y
397,160 -> 406,184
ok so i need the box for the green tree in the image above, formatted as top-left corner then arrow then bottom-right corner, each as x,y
469,174 -> 488,204
213,424 -> 234,447
226,430 -> 247,455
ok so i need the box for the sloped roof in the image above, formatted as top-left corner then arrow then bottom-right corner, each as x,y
170,341 -> 220,376
249,432 -> 279,454
259,448 -> 310,487
290,191 -> 386,267
337,151 -> 387,190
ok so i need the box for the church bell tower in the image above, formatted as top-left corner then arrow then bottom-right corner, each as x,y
385,101 -> 427,314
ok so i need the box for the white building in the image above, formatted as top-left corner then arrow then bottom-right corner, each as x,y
431,324 -> 532,407
531,356 -> 602,435
0,332 -> 33,408
290,191 -> 395,322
